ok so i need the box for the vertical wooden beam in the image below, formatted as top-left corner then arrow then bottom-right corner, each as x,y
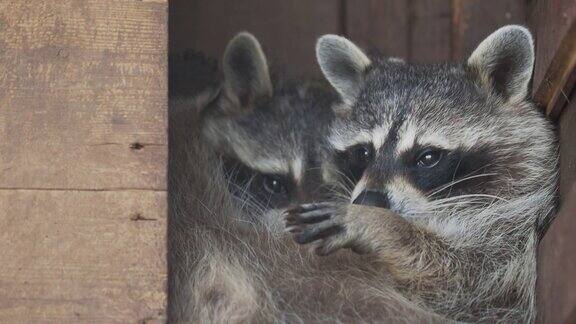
411,0 -> 452,62
0,1 -> 167,322
345,0 -> 410,58
170,0 -> 341,78
529,0 -> 576,118
451,0 -> 525,60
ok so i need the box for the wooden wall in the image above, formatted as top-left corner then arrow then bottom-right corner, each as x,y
170,0 -> 526,78
0,1 -> 167,322
530,0 -> 576,323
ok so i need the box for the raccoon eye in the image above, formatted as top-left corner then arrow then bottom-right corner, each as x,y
416,149 -> 443,168
262,175 -> 287,195
349,144 -> 374,169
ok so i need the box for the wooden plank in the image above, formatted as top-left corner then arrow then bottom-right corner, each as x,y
411,0 -> 452,62
0,190 -> 167,323
170,0 -> 341,78
537,85 -> 576,324
529,0 -> 576,118
345,0 -> 410,59
558,90 -> 576,204
0,1 -> 168,322
528,0 -> 576,117
451,0 -> 526,60
0,0 -> 167,190
537,183 -> 576,324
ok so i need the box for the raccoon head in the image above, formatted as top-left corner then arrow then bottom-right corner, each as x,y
317,26 -> 556,222
201,32 -> 336,229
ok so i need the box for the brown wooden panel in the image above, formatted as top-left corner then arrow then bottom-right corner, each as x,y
0,0 -> 167,190
529,0 -> 576,118
558,91 -> 576,202
170,0 -> 341,78
411,0 -> 452,62
537,183 -> 576,324
345,0 -> 410,59
529,0 -> 576,113
0,1 -> 167,322
0,190 -> 166,323
452,0 -> 526,60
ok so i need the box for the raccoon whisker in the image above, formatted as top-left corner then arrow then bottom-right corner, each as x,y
426,173 -> 498,198
431,193 -> 509,204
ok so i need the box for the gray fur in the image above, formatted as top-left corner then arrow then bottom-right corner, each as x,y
169,33 -> 445,323
169,27 -> 557,323
222,32 -> 273,109
316,35 -> 372,105
304,25 -> 558,322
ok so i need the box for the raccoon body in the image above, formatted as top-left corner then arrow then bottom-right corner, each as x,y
169,27 -> 557,323
285,25 -> 558,322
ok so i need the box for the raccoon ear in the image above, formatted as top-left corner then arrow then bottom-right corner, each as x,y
222,32 -> 273,109
467,25 -> 534,104
316,35 -> 371,105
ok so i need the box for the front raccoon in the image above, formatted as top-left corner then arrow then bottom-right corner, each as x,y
286,26 -> 557,322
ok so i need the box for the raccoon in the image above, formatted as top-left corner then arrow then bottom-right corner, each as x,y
169,33 -> 445,323
285,25 -> 558,322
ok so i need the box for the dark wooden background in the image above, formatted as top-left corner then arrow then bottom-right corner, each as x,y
170,1 -> 576,323
170,0 -> 526,78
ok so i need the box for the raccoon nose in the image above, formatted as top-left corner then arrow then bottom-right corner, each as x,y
353,190 -> 390,209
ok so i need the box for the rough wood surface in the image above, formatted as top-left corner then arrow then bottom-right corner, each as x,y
530,0 -> 576,118
0,0 -> 167,190
0,1 -> 167,322
0,190 -> 167,323
537,183 -> 576,324
170,0 -> 341,78
536,61 -> 576,324
530,0 -> 576,117
411,0 -> 452,62
451,0 -> 525,60
345,0 -> 410,59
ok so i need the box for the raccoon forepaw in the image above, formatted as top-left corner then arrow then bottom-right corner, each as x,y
284,203 -> 351,255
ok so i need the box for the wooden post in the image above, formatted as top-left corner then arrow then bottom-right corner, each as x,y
0,1 -> 167,322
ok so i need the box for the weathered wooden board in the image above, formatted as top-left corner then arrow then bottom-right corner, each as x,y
170,0 -> 341,78
537,183 -> 576,324
345,0 -> 410,59
557,92 -> 576,200
0,190 -> 166,323
529,0 -> 576,117
0,0 -> 167,190
451,0 -> 525,60
0,1 -> 167,322
411,0 -> 452,62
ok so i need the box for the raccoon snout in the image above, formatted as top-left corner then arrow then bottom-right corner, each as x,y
352,190 -> 390,209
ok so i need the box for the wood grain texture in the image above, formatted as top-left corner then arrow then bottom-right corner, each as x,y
451,0 -> 525,60
537,183 -> 576,324
529,0 -> 576,118
170,0 -> 341,78
558,90 -> 576,203
529,0 -> 576,112
0,0 -> 168,190
0,0 -> 167,322
536,81 -> 576,324
345,0 -> 410,59
411,0 -> 452,62
0,190 -> 167,323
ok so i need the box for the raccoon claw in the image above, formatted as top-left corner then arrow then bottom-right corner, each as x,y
285,203 -> 333,227
284,203 -> 350,253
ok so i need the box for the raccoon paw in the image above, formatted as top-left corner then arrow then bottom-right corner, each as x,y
284,202 -> 352,255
